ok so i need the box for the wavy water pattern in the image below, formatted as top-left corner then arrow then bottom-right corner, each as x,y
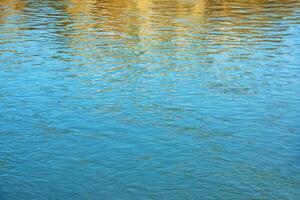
0,0 -> 300,199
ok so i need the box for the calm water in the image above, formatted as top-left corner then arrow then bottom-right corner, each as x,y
1,0 -> 300,199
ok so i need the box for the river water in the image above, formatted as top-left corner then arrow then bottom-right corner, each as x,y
1,0 -> 300,199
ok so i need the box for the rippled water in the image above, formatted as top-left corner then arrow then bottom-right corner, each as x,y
1,0 -> 300,199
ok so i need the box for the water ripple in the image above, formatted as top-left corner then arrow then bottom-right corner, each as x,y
1,0 -> 300,199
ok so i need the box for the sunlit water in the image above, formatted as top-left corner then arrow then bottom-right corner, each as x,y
1,0 -> 300,199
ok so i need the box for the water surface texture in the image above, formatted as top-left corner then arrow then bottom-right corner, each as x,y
1,0 -> 300,199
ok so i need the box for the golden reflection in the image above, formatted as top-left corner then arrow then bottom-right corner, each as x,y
61,0 -> 298,38
64,0 -> 207,35
1,0 -> 298,46
68,0 -> 97,15
52,0 -> 298,63
2,0 -> 297,32
0,0 -> 26,11
1,0 -> 298,83
194,0 -> 205,16
0,0 -> 26,24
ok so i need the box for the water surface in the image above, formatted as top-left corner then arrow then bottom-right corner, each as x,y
1,0 -> 300,199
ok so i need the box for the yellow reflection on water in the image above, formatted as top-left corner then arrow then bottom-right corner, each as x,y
1,0 -> 297,32
0,0 -> 26,23
64,0 -> 207,35
1,0 -> 298,52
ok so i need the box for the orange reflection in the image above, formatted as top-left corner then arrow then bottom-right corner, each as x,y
0,0 -> 27,23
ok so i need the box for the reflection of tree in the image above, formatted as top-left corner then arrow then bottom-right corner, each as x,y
0,0 -> 27,24
0,0 -> 26,13
59,0 -> 300,51
1,0 -> 298,97
1,0 -> 298,61
63,0 -> 206,37
1,0 -> 297,59
2,0 -> 298,39
60,0 -> 209,64
57,0 -> 299,82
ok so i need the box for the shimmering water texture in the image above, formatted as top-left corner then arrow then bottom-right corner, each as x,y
1,0 -> 300,199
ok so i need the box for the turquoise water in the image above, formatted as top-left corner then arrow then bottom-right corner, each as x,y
1,0 -> 300,199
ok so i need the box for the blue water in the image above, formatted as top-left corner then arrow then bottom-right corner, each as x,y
1,0 -> 300,199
